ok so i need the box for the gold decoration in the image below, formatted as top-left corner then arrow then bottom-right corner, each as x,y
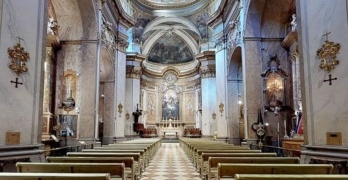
219,103 -> 224,115
118,103 -> 123,117
212,112 -> 216,120
8,37 -> 30,76
125,112 -> 130,120
316,32 -> 340,72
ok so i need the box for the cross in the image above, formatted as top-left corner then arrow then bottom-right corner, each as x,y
16,37 -> 24,45
323,74 -> 337,85
10,77 -> 23,88
323,32 -> 331,41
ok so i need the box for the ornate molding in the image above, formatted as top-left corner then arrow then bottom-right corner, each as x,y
126,66 -> 141,79
290,46 -> 299,62
200,67 -> 216,78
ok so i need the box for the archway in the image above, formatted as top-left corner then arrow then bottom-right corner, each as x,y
227,46 -> 243,145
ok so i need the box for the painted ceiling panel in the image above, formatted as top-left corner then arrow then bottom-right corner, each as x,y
148,35 -> 193,64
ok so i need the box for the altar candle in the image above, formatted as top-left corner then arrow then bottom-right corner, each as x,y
277,123 -> 279,132
284,120 -> 287,130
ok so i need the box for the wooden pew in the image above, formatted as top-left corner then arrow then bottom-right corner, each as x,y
83,149 -> 147,167
92,146 -> 150,166
0,173 -> 111,180
234,174 -> 348,180
67,152 -> 142,177
217,163 -> 333,180
195,149 -> 261,168
200,153 -> 277,178
46,156 -> 135,180
207,157 -> 300,180
16,162 -> 125,180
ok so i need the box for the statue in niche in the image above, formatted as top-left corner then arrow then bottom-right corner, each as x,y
290,14 -> 297,32
47,17 -> 58,35
261,55 -> 287,114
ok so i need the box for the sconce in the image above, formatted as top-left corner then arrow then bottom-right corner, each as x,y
212,112 -> 216,120
125,112 -> 130,120
118,103 -> 123,117
219,103 -> 224,116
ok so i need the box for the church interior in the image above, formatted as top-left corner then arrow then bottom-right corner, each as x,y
1,0 -> 348,179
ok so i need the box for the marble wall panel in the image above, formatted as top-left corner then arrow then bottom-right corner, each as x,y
0,0 -> 46,144
201,78 -> 217,136
77,42 -> 97,139
184,92 -> 195,122
215,49 -> 228,137
243,41 -> 263,140
147,92 -> 157,123
115,51 -> 126,138
297,0 -> 348,146
227,82 -> 241,142
103,82 -> 115,143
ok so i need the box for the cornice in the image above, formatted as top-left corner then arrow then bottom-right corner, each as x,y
206,0 -> 228,28
282,31 -> 298,48
111,0 -> 136,29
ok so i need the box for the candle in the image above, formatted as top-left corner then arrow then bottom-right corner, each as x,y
277,123 -> 279,132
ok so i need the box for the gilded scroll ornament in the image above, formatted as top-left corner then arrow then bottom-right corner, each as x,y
8,37 -> 30,76
316,32 -> 340,73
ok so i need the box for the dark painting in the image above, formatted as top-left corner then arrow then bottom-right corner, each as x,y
148,35 -> 194,64
162,89 -> 179,120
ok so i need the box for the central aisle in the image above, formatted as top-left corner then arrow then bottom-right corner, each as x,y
141,143 -> 201,180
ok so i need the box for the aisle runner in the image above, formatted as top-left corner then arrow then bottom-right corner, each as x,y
141,143 -> 201,180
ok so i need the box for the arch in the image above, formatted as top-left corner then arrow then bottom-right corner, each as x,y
142,29 -> 199,55
142,17 -> 201,37
228,46 -> 242,80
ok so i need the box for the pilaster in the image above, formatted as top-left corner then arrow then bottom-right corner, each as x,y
196,51 -> 217,136
125,53 -> 145,136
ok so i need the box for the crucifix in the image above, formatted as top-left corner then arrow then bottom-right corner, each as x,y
323,74 -> 337,85
16,36 -> 24,44
10,77 -> 23,88
323,32 -> 331,41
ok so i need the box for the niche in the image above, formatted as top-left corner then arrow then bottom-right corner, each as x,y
261,55 -> 288,113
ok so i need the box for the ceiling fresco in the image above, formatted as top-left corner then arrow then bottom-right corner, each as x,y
148,35 -> 193,64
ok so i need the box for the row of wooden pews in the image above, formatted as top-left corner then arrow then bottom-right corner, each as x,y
179,137 -> 348,180
0,138 -> 162,180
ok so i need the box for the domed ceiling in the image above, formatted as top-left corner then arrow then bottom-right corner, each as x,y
133,0 -> 209,16
137,0 -> 201,8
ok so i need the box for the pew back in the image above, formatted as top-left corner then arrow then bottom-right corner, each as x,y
0,173 -> 110,180
234,174 -> 348,180
16,162 -> 125,180
217,163 -> 333,179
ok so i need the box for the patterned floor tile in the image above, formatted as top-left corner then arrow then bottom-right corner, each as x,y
140,143 -> 201,180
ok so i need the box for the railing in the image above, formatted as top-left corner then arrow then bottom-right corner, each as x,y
120,0 -> 136,18
250,144 -> 301,158
205,0 -> 222,16
44,143 -> 94,157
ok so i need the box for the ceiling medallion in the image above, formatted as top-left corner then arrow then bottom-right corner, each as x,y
164,71 -> 178,84
316,32 -> 340,73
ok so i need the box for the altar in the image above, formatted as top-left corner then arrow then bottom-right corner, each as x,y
157,119 -> 185,137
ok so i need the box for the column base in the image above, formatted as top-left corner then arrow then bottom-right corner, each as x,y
114,137 -> 126,143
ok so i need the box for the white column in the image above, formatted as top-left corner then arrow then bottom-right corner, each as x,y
196,51 -> 216,137
125,53 -> 145,136
114,39 -> 128,142
215,37 -> 228,139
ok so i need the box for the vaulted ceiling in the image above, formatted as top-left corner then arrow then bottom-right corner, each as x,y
132,0 -> 209,16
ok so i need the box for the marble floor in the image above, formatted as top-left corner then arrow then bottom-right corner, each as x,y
141,143 -> 201,180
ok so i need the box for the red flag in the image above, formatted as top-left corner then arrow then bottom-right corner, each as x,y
297,116 -> 304,134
